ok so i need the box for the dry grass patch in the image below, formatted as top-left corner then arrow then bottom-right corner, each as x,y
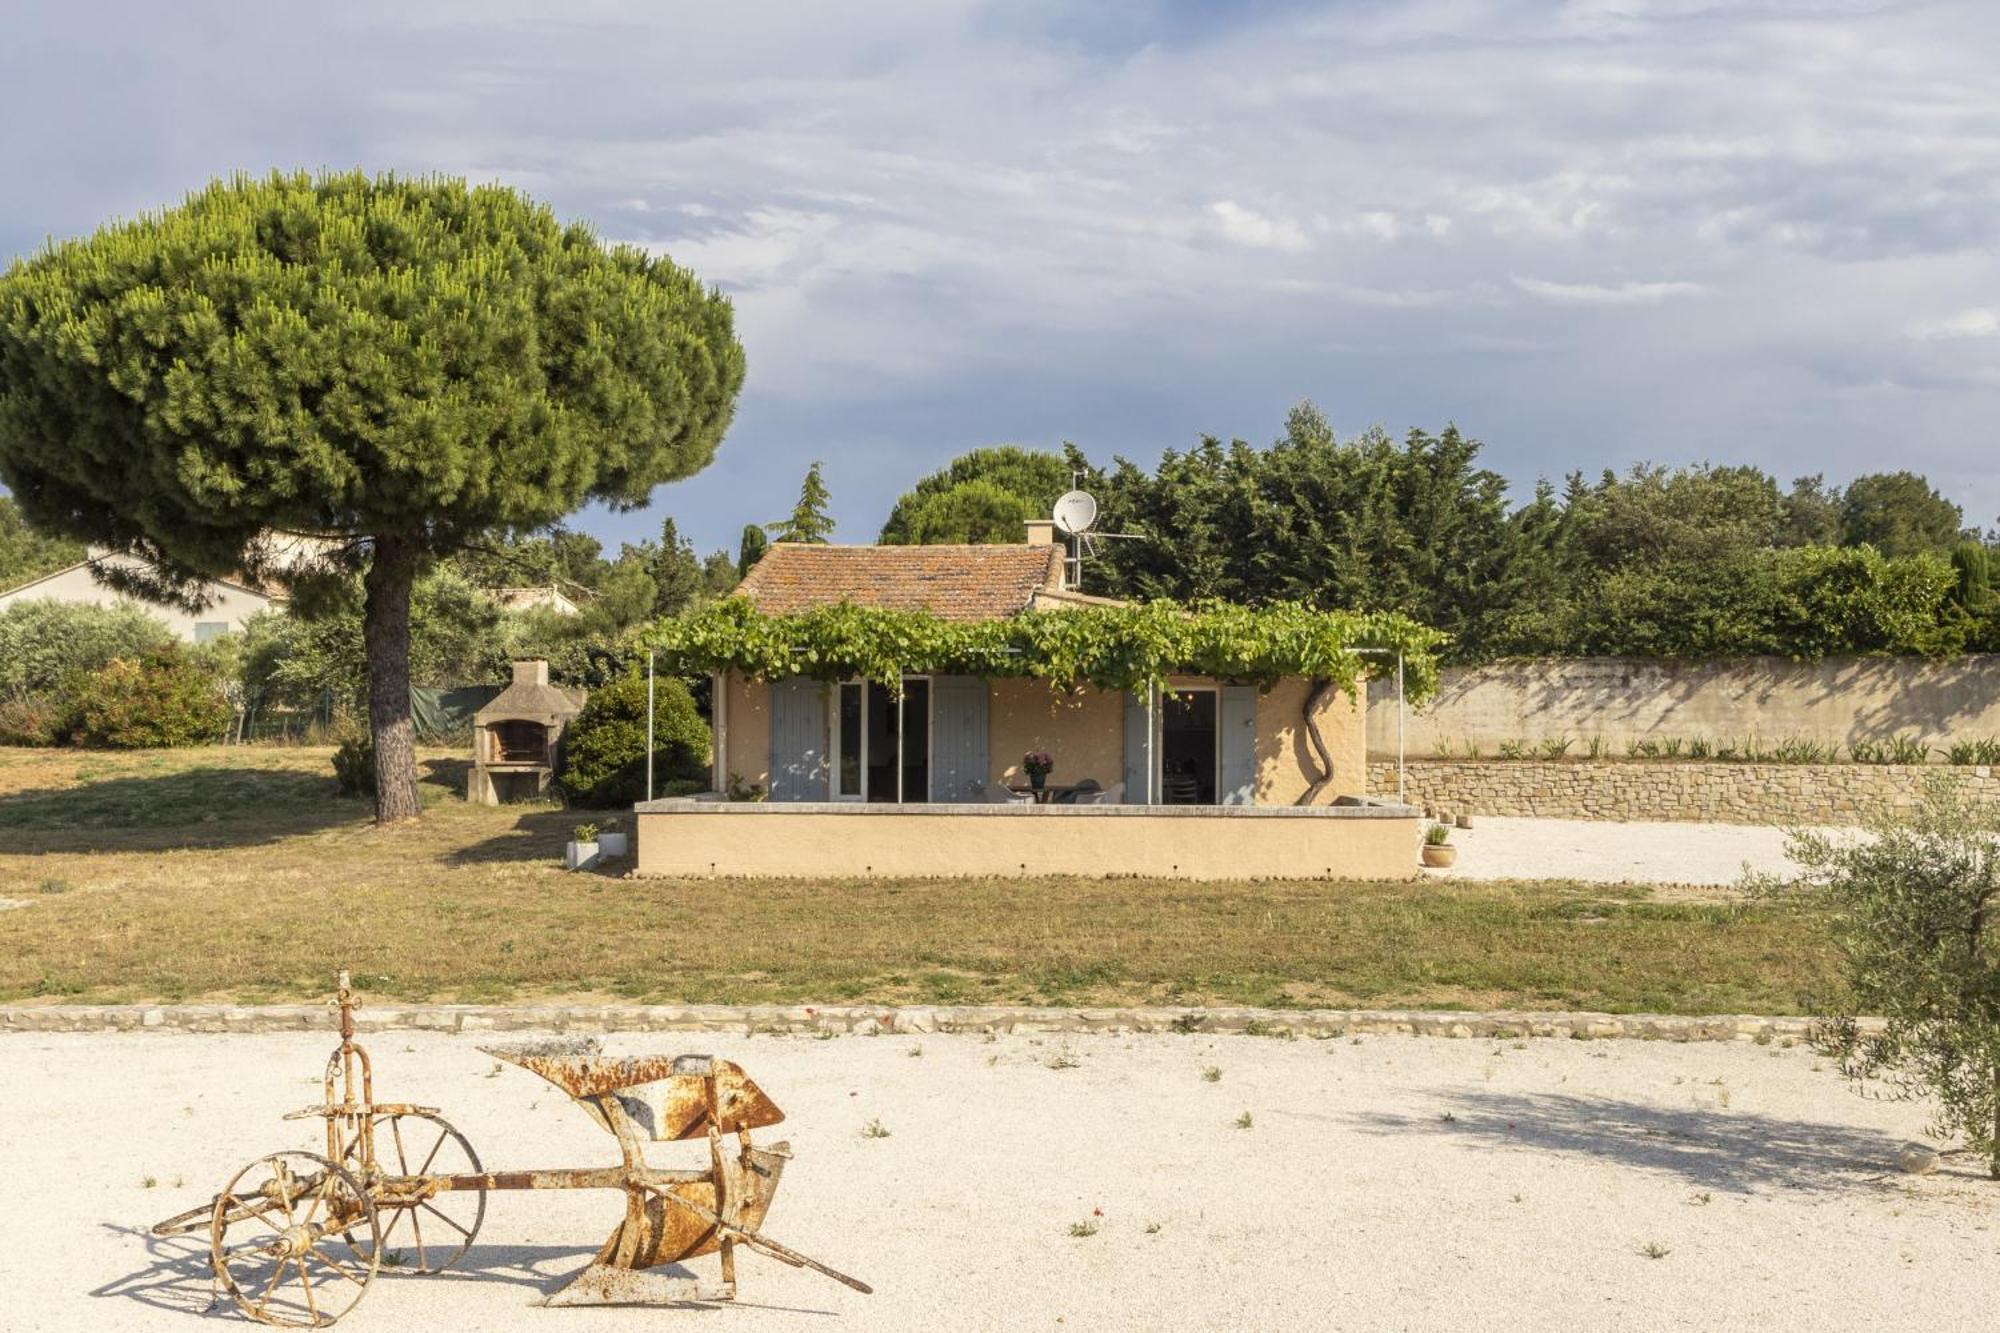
0,746 -> 1839,1012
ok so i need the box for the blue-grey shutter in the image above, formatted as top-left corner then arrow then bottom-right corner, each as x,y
1123,687 -> 1153,804
1220,684 -> 1257,806
929,676 -> 989,801
767,678 -> 827,802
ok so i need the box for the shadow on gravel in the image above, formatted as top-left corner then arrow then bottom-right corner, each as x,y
1348,1092 -> 1916,1195
95,1225 -> 837,1319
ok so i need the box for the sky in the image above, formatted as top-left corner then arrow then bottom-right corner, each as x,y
3,0 -> 1997,557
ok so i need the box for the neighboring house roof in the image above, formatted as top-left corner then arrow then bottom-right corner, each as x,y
0,553 -> 282,606
739,542 -> 1072,621
493,586 -> 582,616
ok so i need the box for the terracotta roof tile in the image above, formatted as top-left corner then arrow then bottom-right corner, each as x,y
738,543 -> 1066,621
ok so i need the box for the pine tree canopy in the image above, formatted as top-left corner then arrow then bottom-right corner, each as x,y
0,170 -> 745,586
0,170 -> 743,821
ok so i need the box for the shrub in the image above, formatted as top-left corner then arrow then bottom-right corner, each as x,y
1761,778 -> 2000,1178
0,598 -> 173,701
561,673 -> 710,808
332,736 -> 376,798
70,647 -> 231,748
0,693 -> 74,746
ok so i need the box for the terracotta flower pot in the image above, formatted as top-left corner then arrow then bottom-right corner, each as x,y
1421,844 -> 1457,868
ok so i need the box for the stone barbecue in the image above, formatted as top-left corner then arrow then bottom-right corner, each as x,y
470,660 -> 582,804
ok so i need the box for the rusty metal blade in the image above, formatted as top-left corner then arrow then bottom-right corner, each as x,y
479,1042 -> 784,1139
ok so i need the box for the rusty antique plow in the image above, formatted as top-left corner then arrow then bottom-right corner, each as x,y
150,972 -> 870,1327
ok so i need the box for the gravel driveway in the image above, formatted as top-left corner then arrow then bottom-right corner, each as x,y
3,1027 -> 1993,1332
1429,816 -> 1835,888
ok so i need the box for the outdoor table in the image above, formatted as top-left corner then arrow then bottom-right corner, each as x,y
1007,784 -> 1085,805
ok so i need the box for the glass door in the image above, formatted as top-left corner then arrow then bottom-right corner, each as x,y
835,682 -> 865,799
832,678 -> 931,802
1158,688 -> 1219,804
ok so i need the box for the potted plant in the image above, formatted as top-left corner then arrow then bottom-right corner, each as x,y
1421,823 -> 1457,868
1022,750 -> 1054,792
566,822 -> 600,871
596,818 -> 629,859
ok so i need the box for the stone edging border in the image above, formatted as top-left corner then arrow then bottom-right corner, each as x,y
0,1003 -> 1839,1043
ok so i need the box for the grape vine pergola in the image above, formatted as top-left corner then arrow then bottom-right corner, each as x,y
644,597 -> 1444,805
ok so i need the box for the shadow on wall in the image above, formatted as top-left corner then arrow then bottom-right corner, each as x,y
1368,655 -> 2000,754
1342,1091 -> 1926,1196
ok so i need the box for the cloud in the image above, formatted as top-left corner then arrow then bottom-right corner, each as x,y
1206,201 -> 1311,252
1512,277 -> 1707,306
1908,308 -> 2000,341
3,0 -> 1999,547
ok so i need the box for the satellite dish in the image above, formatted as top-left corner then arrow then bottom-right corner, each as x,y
1052,489 -> 1098,536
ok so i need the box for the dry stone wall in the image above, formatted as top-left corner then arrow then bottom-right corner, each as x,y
1366,760 -> 2000,825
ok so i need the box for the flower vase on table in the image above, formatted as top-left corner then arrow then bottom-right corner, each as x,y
1023,751 -> 1054,793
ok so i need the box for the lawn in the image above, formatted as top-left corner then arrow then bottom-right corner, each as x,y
0,745 -> 1839,1013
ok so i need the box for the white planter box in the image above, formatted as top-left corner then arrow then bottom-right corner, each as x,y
564,840 -> 600,871
597,831 -> 629,858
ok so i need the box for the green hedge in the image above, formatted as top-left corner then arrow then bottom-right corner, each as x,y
561,674 -> 710,808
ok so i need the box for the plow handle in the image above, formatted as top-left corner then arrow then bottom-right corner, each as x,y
647,1187 -> 873,1295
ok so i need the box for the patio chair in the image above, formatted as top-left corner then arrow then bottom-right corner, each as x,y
1079,781 -> 1124,805
978,781 -> 1034,805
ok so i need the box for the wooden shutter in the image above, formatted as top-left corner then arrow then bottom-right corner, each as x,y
929,676 -> 990,801
1220,684 -> 1257,806
767,678 -> 827,802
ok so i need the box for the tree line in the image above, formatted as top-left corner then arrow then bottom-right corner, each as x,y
864,402 -> 1997,662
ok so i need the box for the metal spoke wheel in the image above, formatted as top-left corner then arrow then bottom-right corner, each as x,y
210,1151 -> 380,1328
341,1111 -> 486,1275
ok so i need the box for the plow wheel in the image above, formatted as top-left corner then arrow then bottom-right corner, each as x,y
210,1151 -> 380,1328
342,1110 -> 486,1275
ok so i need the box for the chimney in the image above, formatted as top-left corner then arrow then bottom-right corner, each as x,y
1025,519 -> 1057,547
512,659 -> 551,688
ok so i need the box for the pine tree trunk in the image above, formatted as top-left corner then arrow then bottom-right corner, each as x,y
363,533 -> 423,825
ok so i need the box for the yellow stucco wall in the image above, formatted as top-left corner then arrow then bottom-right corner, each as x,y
1253,676 -> 1368,805
714,673 -> 1368,803
987,680 -> 1124,789
717,670 -> 772,793
636,806 -> 1421,880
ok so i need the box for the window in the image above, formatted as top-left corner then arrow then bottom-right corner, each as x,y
193,621 -> 230,644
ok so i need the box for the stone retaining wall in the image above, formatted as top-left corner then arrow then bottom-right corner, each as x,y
0,1002 -> 1830,1044
1367,759 -> 2000,824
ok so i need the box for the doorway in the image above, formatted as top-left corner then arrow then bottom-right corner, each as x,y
833,677 -> 930,802
1158,688 -> 1219,804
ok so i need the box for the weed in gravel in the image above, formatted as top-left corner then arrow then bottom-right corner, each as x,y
1689,1192 -> 1712,1206
1145,1221 -> 1161,1235
1068,1221 -> 1099,1238
1234,1111 -> 1254,1130
906,1044 -> 923,1058
1045,1048 -> 1080,1070
862,1119 -> 891,1139
1640,1242 -> 1671,1260
1202,1066 -> 1222,1083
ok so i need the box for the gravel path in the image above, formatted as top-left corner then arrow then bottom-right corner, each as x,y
3,1028 -> 1994,1332
1430,816 -> 1835,888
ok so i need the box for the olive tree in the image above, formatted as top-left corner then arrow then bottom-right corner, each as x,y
1762,778 -> 2000,1177
0,171 -> 743,820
